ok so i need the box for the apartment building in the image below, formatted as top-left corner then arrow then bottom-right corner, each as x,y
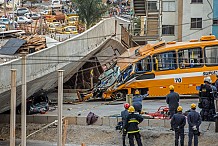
212,0 -> 218,38
134,0 -> 214,42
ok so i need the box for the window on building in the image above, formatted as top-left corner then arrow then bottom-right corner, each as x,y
191,18 -> 202,29
205,46 -> 218,66
178,48 -> 203,68
148,1 -> 158,11
213,19 -> 218,25
162,25 -> 175,35
153,51 -> 177,71
191,0 -> 203,3
135,56 -> 152,73
162,1 -> 176,12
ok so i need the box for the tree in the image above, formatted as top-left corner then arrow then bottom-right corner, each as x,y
72,0 -> 108,29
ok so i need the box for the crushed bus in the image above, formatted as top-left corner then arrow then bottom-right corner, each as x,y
78,35 -> 218,101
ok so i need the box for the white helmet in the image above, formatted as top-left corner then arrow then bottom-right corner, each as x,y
204,76 -> 212,84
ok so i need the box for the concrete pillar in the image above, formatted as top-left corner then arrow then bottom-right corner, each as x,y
10,69 -> 16,146
177,0 -> 183,42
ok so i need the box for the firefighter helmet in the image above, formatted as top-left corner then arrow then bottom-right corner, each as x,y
135,89 -> 140,95
191,103 -> 197,109
177,106 -> 183,112
128,106 -> 135,113
124,103 -> 130,109
169,85 -> 174,90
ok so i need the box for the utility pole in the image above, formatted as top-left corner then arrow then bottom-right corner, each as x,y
4,0 -> 6,17
21,52 -> 27,146
12,0 -> 15,29
10,69 -> 16,146
58,70 -> 64,146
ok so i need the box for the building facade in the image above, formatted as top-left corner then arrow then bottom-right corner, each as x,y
161,0 -> 213,42
212,0 -> 218,38
137,0 -> 214,42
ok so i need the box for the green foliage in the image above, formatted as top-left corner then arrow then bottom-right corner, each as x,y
72,0 -> 108,29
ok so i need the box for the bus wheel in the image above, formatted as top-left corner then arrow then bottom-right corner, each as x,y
115,92 -> 125,100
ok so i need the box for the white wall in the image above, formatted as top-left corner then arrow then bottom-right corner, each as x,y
182,0 -> 213,41
161,0 -> 178,42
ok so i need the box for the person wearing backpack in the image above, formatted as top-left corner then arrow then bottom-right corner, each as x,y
121,103 -> 130,146
124,106 -> 143,146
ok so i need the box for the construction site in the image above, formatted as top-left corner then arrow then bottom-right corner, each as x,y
0,0 -> 218,146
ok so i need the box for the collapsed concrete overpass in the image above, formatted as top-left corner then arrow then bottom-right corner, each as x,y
0,17 -> 130,113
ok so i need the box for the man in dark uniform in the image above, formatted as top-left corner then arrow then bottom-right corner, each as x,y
166,85 -> 180,118
171,106 -> 186,146
121,103 -> 130,146
132,89 -> 143,114
124,106 -> 144,146
199,76 -> 215,121
188,103 -> 202,146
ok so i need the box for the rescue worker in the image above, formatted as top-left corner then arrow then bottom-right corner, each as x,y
121,103 -> 130,146
171,106 -> 186,146
199,76 -> 215,121
124,106 -> 143,146
215,72 -> 218,90
132,89 -> 143,114
166,85 -> 180,118
188,103 -> 202,146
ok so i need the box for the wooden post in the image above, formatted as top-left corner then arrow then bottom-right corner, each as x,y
126,94 -> 133,106
62,119 -> 68,146
81,143 -> 85,146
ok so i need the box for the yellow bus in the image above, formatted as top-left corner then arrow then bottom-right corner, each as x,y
98,35 -> 218,99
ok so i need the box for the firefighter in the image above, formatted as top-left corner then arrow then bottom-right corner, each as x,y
132,89 -> 143,114
188,103 -> 202,146
121,103 -> 130,146
124,106 -> 143,146
171,106 -> 186,146
166,85 -> 180,118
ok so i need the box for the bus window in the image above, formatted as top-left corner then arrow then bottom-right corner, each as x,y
153,51 -> 177,71
118,64 -> 133,82
178,48 -> 202,68
205,45 -> 218,66
135,56 -> 152,73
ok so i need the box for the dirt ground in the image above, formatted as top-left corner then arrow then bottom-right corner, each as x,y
0,123 -> 218,146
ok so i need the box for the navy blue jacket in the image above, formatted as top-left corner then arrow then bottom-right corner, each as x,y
124,113 -> 143,133
121,109 -> 129,126
132,95 -> 143,104
187,109 -> 202,130
171,112 -> 186,129
166,91 -> 180,110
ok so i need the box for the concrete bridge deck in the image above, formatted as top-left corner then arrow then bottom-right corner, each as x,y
0,17 -> 130,113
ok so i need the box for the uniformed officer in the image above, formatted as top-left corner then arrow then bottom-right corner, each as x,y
166,85 -> 180,118
171,106 -> 186,146
124,106 -> 143,146
199,76 -> 215,121
121,103 -> 130,146
188,103 -> 202,146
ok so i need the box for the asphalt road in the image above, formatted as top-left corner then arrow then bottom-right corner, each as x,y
46,98 -> 200,117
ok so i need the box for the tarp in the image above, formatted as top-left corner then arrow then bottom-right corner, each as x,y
0,38 -> 26,55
